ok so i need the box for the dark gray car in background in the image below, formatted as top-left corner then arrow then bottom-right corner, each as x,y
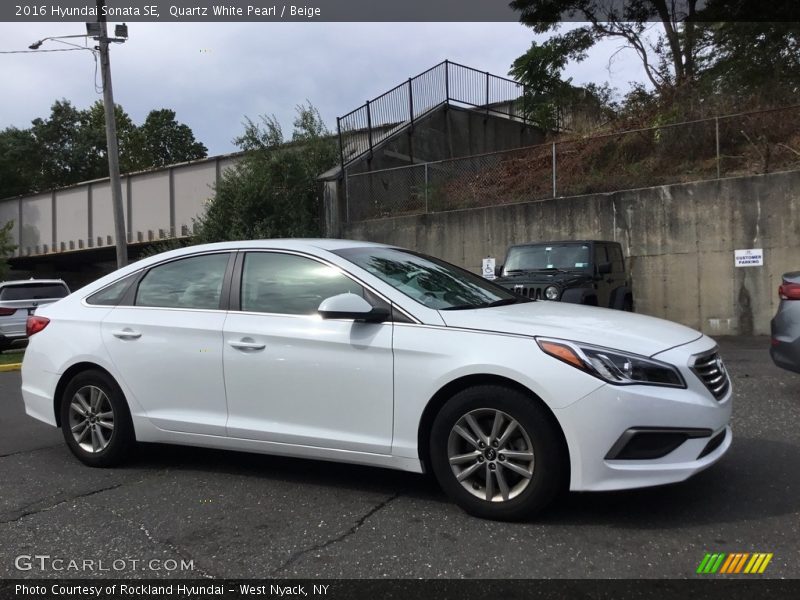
771,271 -> 800,374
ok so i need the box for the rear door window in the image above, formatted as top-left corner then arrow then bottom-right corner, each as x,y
135,253 -> 230,310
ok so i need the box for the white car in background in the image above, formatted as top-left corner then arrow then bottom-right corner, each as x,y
21,240 -> 732,520
0,279 -> 70,352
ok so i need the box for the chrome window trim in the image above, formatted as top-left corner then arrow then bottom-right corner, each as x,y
78,246 -> 421,324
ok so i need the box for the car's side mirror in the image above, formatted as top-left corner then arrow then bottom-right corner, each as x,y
597,262 -> 612,276
495,264 -> 504,277
318,293 -> 390,323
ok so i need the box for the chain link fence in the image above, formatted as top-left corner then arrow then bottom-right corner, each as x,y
344,104 -> 800,222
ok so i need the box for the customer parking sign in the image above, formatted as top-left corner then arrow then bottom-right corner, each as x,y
734,248 -> 763,267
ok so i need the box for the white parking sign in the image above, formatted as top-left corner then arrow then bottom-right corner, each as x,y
482,257 -> 496,280
734,248 -> 763,267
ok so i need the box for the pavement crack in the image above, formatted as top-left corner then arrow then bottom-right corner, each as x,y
108,508 -> 215,579
0,482 -> 126,524
0,444 -> 63,459
271,492 -> 400,576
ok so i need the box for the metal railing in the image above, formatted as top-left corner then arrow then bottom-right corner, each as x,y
344,104 -> 800,222
336,60 -> 554,170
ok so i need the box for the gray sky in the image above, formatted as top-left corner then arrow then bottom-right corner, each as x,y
1,23 -> 649,155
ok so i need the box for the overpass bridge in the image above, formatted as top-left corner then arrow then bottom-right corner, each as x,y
0,152 -> 241,285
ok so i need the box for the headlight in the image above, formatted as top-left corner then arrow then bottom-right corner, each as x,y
536,338 -> 685,388
544,285 -> 559,300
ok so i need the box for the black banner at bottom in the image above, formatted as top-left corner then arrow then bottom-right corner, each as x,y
1,580 -> 799,600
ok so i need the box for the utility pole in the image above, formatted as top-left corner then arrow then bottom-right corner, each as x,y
96,0 -> 128,268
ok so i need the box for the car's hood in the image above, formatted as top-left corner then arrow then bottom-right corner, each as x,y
496,271 -> 591,286
438,301 -> 701,357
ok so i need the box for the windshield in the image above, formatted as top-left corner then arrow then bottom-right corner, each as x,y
504,244 -> 591,273
334,247 -> 525,310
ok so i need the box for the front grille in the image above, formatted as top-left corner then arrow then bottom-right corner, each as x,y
691,350 -> 731,401
512,284 -> 543,300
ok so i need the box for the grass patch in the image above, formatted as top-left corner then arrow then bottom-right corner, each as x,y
0,350 -> 24,365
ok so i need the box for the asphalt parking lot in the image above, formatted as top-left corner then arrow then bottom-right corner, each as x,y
0,336 -> 798,580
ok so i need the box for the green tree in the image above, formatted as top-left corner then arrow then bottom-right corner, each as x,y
509,1 -> 704,94
0,100 -> 208,199
510,30 -> 617,128
510,1 -> 799,115
194,103 -> 337,243
0,128 -> 41,197
0,220 -> 17,280
695,20 -> 800,104
132,109 -> 208,169
83,100 -> 142,176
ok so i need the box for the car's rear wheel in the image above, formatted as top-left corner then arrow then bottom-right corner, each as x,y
430,385 -> 566,521
60,369 -> 134,467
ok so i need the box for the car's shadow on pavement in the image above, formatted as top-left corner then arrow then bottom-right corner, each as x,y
128,434 -> 799,528
546,436 -> 800,529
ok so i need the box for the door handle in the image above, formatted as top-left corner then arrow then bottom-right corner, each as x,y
111,328 -> 142,340
229,339 -> 266,351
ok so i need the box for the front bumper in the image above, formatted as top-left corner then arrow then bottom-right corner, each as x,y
554,336 -> 732,491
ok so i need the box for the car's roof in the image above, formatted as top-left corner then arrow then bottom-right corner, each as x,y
161,238 -> 392,254
0,279 -> 67,286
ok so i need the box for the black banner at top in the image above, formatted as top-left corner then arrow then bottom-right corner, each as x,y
3,0 -> 800,22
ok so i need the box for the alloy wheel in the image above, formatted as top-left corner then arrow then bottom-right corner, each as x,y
68,385 -> 115,453
447,408 -> 535,502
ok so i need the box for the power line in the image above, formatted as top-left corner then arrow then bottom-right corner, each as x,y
0,48 -> 89,54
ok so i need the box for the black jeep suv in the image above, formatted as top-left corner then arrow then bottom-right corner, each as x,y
494,240 -> 634,310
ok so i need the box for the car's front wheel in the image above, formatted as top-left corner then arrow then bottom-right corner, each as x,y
60,369 -> 135,467
430,385 -> 567,521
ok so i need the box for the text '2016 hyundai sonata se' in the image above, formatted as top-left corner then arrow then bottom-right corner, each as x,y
21,240 -> 732,520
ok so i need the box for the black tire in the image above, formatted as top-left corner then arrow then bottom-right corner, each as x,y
429,385 -> 567,521
60,369 -> 135,467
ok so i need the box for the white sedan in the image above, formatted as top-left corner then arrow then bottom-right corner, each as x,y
21,240 -> 732,520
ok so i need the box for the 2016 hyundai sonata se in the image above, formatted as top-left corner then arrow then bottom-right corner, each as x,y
21,240 -> 732,520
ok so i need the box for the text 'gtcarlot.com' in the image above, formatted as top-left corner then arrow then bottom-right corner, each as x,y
14,554 -> 194,572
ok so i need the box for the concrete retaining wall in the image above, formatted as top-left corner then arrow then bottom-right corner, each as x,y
343,169 -> 800,336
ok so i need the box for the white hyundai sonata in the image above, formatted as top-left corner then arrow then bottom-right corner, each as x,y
21,239 -> 732,520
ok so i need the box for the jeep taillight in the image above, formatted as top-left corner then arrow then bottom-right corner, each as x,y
26,316 -> 50,336
779,282 -> 800,301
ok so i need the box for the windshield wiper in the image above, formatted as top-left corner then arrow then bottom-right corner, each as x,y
487,298 -> 522,307
440,298 -> 524,311
440,304 -> 482,311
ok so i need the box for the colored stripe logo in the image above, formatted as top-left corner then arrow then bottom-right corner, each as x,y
697,553 -> 773,574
